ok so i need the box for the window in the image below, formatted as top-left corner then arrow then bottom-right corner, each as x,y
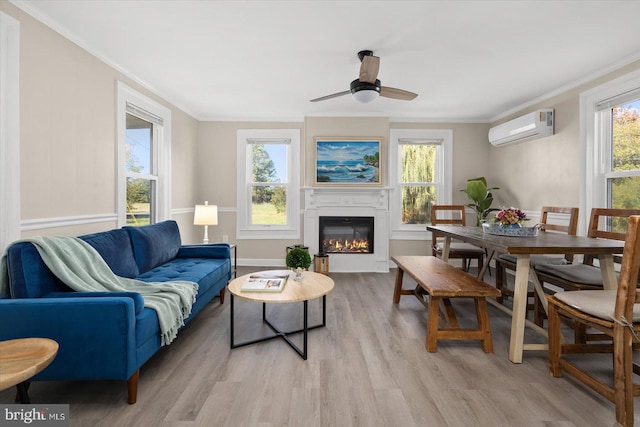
125,113 -> 156,225
389,129 -> 452,239
117,82 -> 171,227
581,69 -> 640,234
236,129 -> 300,239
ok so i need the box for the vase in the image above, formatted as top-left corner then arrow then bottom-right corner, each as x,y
294,267 -> 304,281
500,223 -> 521,229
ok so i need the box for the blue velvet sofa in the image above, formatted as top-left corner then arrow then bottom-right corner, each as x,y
0,220 -> 231,404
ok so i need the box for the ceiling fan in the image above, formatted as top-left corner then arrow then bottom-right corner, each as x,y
310,50 -> 418,103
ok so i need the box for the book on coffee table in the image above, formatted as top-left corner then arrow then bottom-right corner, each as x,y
241,273 -> 289,293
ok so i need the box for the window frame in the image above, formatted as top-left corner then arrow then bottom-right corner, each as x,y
389,128 -> 453,240
116,82 -> 171,228
580,69 -> 640,235
236,129 -> 300,240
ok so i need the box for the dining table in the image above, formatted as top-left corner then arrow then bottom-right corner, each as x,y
426,224 -> 625,363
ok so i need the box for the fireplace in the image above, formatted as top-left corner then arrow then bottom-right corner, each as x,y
319,216 -> 374,254
303,187 -> 389,272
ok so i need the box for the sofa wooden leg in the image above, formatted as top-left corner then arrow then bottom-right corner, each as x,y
127,370 -> 139,404
220,287 -> 226,304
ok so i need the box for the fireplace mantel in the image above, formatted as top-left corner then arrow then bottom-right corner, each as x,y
303,187 -> 390,272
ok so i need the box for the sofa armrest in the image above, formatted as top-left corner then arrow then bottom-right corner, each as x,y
177,243 -> 230,259
0,296 -> 138,380
45,291 -> 145,315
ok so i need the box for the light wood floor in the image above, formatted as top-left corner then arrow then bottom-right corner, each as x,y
1,266 -> 637,426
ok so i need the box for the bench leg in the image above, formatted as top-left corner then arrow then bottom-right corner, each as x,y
392,267 -> 405,304
426,296 -> 441,352
475,298 -> 494,353
440,298 -> 459,328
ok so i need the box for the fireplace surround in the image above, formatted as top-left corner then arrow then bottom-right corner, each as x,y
303,187 -> 390,272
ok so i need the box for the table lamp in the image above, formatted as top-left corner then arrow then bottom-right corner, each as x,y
193,201 -> 218,244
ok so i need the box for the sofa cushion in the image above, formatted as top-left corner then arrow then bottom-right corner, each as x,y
124,220 -> 182,274
79,229 -> 139,278
7,242 -> 70,298
136,257 -> 230,300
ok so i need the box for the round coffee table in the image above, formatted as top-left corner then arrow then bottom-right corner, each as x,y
227,270 -> 334,359
0,338 -> 59,403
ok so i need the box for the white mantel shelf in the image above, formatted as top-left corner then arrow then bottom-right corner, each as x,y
303,187 -> 390,273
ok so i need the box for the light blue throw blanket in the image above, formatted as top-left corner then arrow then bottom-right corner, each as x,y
1,236 -> 198,346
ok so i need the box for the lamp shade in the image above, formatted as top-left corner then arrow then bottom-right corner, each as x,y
194,202 -> 218,226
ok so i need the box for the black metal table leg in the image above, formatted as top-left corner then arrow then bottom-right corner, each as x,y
230,296 -> 326,360
230,293 -> 235,348
16,382 -> 30,404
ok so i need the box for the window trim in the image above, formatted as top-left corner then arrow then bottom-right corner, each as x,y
236,129 -> 300,240
116,82 -> 171,227
389,128 -> 453,240
580,68 -> 640,236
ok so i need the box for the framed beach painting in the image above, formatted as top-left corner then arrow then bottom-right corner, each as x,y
314,137 -> 383,186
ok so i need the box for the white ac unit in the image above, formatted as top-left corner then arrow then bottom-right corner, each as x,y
488,109 -> 554,147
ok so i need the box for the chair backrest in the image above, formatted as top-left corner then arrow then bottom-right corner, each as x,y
585,208 -> 640,266
539,206 -> 579,262
430,205 -> 466,226
614,215 -> 640,321
430,205 -> 466,256
539,206 -> 579,234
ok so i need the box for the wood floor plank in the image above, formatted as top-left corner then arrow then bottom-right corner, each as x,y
1,267 -> 638,426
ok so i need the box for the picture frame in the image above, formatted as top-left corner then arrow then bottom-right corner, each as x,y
314,137 -> 383,186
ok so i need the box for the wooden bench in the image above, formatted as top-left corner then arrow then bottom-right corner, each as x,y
392,255 -> 501,352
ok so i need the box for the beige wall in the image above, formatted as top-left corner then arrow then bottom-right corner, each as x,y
488,59 -> 640,216
7,0 -> 640,264
2,2 -> 200,242
198,117 -> 491,263
196,121 -> 305,258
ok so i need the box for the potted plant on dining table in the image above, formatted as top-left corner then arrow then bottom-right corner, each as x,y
461,177 -> 500,226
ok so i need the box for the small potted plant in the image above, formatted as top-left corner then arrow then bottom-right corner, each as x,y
286,248 -> 312,281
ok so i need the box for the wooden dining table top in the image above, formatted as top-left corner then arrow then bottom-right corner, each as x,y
426,225 -> 625,255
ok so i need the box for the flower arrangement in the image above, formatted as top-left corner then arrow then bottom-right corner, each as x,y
495,207 -> 528,227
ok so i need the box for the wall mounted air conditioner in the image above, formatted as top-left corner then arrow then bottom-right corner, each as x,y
488,109 -> 554,147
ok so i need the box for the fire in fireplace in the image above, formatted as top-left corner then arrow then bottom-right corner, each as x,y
319,216 -> 374,254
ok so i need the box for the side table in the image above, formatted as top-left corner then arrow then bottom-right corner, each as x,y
0,338 -> 59,403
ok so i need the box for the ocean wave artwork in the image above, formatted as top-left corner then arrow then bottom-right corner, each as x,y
315,140 -> 380,184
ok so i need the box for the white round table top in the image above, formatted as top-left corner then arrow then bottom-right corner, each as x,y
227,270 -> 334,303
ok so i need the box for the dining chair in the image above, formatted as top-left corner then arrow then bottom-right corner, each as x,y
430,205 -> 484,272
494,206 -> 579,322
535,208 -> 640,339
546,214 -> 640,427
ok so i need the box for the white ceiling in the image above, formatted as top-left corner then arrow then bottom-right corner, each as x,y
12,0 -> 640,122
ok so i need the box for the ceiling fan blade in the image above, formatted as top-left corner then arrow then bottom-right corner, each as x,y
380,86 -> 418,100
359,55 -> 380,84
310,90 -> 350,102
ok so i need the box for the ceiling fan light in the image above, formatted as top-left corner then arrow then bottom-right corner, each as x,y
352,89 -> 379,103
